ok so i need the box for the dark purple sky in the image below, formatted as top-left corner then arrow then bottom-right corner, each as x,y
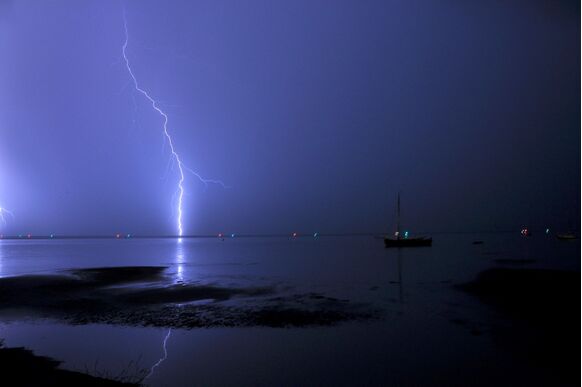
0,0 -> 579,235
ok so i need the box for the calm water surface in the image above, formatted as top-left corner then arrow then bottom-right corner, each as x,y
0,234 -> 578,386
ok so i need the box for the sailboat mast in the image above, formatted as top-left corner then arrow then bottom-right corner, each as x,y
397,192 -> 401,239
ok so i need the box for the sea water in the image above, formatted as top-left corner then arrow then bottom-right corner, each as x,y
0,234 -> 578,386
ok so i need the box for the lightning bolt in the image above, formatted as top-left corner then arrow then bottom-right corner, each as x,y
121,11 -> 227,236
144,328 -> 172,381
0,207 -> 13,226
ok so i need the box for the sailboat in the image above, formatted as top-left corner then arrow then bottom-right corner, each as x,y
384,193 -> 432,248
556,232 -> 577,240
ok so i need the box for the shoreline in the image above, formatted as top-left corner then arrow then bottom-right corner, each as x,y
0,344 -> 139,386
0,266 -> 377,329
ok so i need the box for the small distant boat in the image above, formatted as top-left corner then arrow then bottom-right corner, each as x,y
384,193 -> 432,248
556,232 -> 577,240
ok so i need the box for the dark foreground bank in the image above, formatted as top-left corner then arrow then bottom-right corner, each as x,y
0,343 -> 139,386
460,268 -> 580,386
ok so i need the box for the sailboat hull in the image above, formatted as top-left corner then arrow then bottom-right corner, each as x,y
384,237 -> 432,248
385,192 -> 432,248
556,234 -> 577,240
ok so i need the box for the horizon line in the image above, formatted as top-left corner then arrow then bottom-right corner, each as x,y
0,228 -> 558,240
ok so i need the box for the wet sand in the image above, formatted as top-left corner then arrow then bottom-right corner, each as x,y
0,266 -> 377,328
